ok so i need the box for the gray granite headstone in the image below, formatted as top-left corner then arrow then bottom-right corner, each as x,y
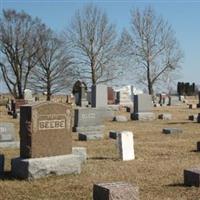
91,84 -> 107,108
134,94 -> 152,113
0,122 -> 15,142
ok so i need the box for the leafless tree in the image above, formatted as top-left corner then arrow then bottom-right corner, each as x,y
121,6 -> 183,95
0,9 -> 46,99
64,4 -> 122,85
30,30 -> 74,101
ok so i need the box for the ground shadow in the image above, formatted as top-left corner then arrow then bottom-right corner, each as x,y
167,122 -> 191,125
190,149 -> 199,153
0,171 -> 15,180
88,156 -> 118,161
165,183 -> 185,187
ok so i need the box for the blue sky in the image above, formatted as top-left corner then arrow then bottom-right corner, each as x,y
0,0 -> 200,92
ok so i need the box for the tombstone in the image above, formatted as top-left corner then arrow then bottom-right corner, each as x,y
113,115 -> 128,122
158,113 -> 172,120
197,113 -> 200,123
72,80 -> 88,107
162,128 -> 183,134
11,102 -> 84,179
188,114 -> 198,121
131,94 -> 155,121
0,123 -> 15,142
107,87 -> 115,104
87,91 -> 92,105
189,104 -> 196,109
117,131 -> 135,161
184,168 -> 200,187
197,92 -> 200,108
109,131 -> 119,139
93,182 -> 139,200
24,89 -> 33,102
73,108 -> 105,140
0,155 -> 4,177
91,84 -> 107,108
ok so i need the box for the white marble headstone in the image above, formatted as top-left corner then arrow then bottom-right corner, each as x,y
117,131 -> 135,161
24,89 -> 32,101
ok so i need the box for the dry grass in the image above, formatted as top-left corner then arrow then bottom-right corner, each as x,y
1,100 -> 200,200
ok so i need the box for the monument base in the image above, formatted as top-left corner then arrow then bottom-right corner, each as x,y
11,153 -> 84,180
131,112 -> 155,121
0,141 -> 19,148
78,132 -> 103,141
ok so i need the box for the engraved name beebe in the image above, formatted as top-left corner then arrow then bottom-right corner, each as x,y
39,119 -> 65,130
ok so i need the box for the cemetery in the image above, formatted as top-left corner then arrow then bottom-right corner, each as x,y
0,2 -> 200,200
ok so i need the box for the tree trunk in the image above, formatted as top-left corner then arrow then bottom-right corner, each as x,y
46,75 -> 51,101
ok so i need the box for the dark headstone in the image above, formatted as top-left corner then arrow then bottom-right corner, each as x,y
20,102 -> 72,158
197,141 -> 200,151
184,168 -> 200,187
93,182 -> 139,200
0,154 -> 4,177
109,131 -> 119,139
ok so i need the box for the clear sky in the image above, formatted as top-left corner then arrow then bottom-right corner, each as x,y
0,0 -> 200,92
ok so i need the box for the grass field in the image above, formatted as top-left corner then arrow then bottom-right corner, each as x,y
0,99 -> 200,200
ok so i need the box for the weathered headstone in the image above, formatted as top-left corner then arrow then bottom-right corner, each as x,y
107,87 -> 115,105
93,182 -> 139,200
0,122 -> 15,142
113,115 -> 128,122
0,154 -> 4,177
117,131 -> 135,161
91,84 -> 107,108
24,89 -> 33,102
72,80 -> 88,107
11,102 -> 85,179
131,94 -> 155,121
184,168 -> 200,187
188,114 -> 198,121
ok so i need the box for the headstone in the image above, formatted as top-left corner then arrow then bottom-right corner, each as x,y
93,182 -> 139,200
91,84 -> 107,108
72,80 -> 88,107
184,168 -> 200,187
24,89 -> 33,102
20,102 -> 72,158
109,131 -> 119,139
197,92 -> 200,108
78,132 -> 104,141
0,122 -> 15,142
11,102 -> 85,179
162,128 -> 183,134
158,113 -> 172,120
117,131 -> 135,161
189,104 -> 197,109
197,141 -> 200,151
0,154 -> 4,177
107,87 -> 115,105
188,114 -> 198,121
197,113 -> 200,123
131,94 -> 155,121
113,115 -> 128,122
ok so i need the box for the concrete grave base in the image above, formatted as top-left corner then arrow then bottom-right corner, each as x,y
184,168 -> 200,187
158,113 -> 172,120
131,112 -> 155,121
74,125 -> 105,132
0,141 -> 19,148
11,154 -> 83,180
78,132 -> 103,141
113,115 -> 128,122
162,128 -> 183,134
93,182 -> 139,200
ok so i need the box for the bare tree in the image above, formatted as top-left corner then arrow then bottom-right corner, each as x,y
30,30 -> 74,101
0,9 -> 45,99
121,6 -> 183,95
64,4 -> 121,85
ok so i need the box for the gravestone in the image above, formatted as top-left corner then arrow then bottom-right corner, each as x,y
91,84 -> 107,108
0,155 -> 4,177
197,113 -> 200,123
107,87 -> 115,104
19,102 -> 72,158
184,168 -> 200,187
117,131 -> 135,161
131,94 -> 155,121
158,113 -> 172,120
109,131 -> 119,139
11,102 -> 85,179
197,92 -> 200,108
93,182 -> 139,200
113,115 -> 128,122
24,89 -> 33,102
72,80 -> 88,107
188,114 -> 198,121
0,122 -> 15,142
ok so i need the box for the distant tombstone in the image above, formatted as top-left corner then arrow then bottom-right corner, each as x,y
93,182 -> 139,200
131,94 -> 155,121
91,84 -> 107,108
0,155 -> 4,177
20,102 -> 72,158
72,80 -> 88,107
0,122 -> 15,142
117,131 -> 135,161
107,87 -> 115,104
197,92 -> 200,108
184,168 -> 200,187
24,89 -> 33,101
